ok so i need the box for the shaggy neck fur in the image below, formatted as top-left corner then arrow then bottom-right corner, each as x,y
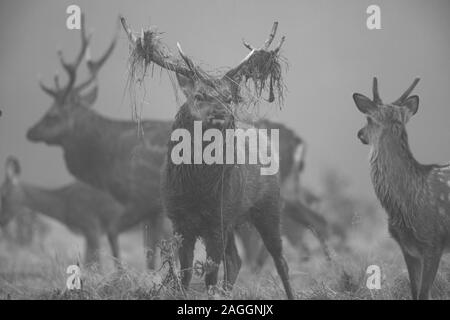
369,125 -> 429,228
167,104 -> 235,197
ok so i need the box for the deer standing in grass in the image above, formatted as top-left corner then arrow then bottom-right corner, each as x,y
121,17 -> 294,299
237,122 -> 331,268
354,77 -> 450,300
0,156 -> 124,267
26,16 -> 172,268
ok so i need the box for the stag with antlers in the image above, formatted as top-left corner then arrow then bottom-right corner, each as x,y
354,78 -> 450,299
27,15 -> 173,269
121,17 -> 294,299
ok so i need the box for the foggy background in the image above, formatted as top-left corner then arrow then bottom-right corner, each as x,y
1,0 -> 450,200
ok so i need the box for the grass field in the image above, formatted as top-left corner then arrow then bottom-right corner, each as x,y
2,171 -> 450,300
2,214 -> 450,300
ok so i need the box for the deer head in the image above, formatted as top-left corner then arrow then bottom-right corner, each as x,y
120,17 -> 285,128
0,156 -> 23,226
353,77 -> 420,146
27,15 -> 118,145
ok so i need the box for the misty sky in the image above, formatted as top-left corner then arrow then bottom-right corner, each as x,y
0,0 -> 449,201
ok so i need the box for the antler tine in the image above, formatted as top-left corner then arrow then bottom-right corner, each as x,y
393,78 -> 420,105
120,16 -> 194,79
274,35 -> 285,53
176,42 -> 195,72
75,18 -> 120,93
120,16 -> 137,44
264,21 -> 278,50
242,39 -> 254,51
224,21 -> 284,81
58,13 -> 91,95
39,78 -> 58,98
53,74 -> 60,90
372,77 -> 382,104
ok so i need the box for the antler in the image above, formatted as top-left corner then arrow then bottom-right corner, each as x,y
224,22 -> 285,82
39,15 -> 118,100
392,78 -> 420,105
120,16 -> 195,79
372,77 -> 382,104
74,19 -> 120,93
57,13 -> 91,98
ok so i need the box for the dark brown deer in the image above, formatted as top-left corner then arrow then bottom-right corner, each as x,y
354,77 -> 450,300
0,156 -> 124,267
121,17 -> 294,299
26,16 -> 172,268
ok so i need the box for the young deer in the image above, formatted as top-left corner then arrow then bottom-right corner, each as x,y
0,156 -> 124,267
26,16 -> 172,268
121,18 -> 294,299
354,77 -> 450,300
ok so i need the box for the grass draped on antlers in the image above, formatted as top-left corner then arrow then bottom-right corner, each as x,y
126,28 -> 286,111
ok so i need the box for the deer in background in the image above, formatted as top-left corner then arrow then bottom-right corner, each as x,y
237,121 -> 331,269
354,77 -> 450,300
0,156 -> 124,267
26,16 -> 172,269
122,17 -> 294,299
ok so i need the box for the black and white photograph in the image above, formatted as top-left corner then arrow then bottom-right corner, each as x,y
1,0 -> 450,306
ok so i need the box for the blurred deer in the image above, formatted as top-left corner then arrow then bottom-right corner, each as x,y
26,16 -> 172,269
121,17 -> 294,299
237,121 -> 331,269
0,156 -> 124,267
354,77 -> 450,300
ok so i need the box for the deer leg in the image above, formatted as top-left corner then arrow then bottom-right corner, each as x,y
144,214 -> 164,270
107,232 -> 121,270
399,247 -> 422,300
178,232 -> 196,290
418,247 -> 443,300
297,240 -> 311,262
310,227 -> 332,262
252,212 -> 295,300
223,231 -> 241,291
85,232 -> 101,270
204,232 -> 226,291
252,246 -> 269,272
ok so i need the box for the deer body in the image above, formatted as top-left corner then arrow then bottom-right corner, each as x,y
354,78 -> 450,299
162,105 -> 291,296
0,157 -> 124,266
120,17 -> 294,298
27,16 -> 173,268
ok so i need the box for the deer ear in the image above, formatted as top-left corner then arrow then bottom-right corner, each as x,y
176,74 -> 195,99
353,93 -> 377,115
5,156 -> 20,183
400,95 -> 419,116
79,86 -> 98,107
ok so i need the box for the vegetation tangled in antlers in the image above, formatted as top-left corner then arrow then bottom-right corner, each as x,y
121,17 -> 287,110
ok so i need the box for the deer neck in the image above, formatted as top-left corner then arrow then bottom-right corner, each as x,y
369,127 -> 426,219
61,109 -> 118,188
167,105 -> 232,195
21,184 -> 66,223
